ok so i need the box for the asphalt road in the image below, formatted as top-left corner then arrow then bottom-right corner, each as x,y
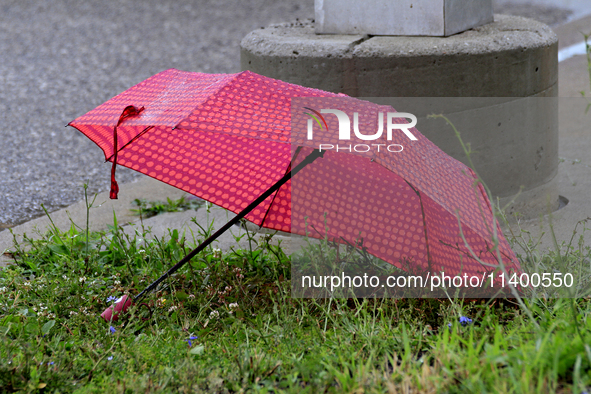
0,0 -> 313,228
0,0 -> 584,229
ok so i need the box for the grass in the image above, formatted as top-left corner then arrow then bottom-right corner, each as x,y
1,200 -> 591,393
131,196 -> 204,219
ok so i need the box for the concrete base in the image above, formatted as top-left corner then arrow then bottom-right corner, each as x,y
241,15 -> 559,219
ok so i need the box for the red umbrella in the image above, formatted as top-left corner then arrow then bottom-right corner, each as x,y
69,69 -> 520,318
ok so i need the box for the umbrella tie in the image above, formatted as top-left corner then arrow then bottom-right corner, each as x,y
110,105 -> 144,199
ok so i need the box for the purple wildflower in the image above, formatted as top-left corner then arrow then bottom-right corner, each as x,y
106,296 -> 117,303
108,356 -> 113,361
186,336 -> 199,347
109,326 -> 116,334
459,316 -> 473,326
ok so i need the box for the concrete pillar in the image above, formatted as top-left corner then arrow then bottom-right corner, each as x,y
240,15 -> 559,219
315,0 -> 493,36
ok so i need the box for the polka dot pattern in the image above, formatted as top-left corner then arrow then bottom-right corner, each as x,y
69,69 -> 521,279
290,97 -> 520,276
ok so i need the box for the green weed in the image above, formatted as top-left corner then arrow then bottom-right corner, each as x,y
131,196 -> 204,219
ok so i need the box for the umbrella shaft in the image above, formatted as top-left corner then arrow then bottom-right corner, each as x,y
134,148 -> 324,303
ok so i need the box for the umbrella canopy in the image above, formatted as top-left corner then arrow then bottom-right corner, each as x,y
69,68 -> 520,291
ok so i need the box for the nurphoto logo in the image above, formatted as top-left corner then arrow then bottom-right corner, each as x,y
303,107 -> 418,153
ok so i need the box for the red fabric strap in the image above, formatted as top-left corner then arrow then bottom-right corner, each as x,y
110,105 -> 144,199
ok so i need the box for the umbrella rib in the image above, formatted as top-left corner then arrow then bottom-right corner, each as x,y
258,163 -> 291,229
259,146 -> 303,229
105,125 -> 154,162
404,180 -> 432,272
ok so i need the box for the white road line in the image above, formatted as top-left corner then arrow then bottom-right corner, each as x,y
558,41 -> 588,62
